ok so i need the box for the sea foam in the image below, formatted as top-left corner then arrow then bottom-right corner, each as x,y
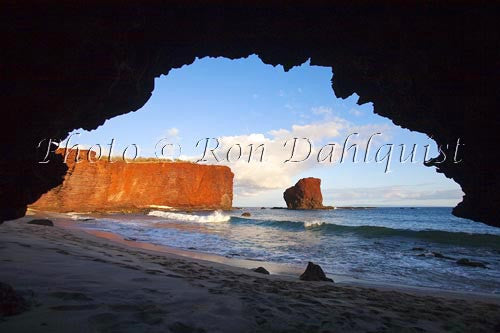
148,210 -> 230,223
304,220 -> 325,228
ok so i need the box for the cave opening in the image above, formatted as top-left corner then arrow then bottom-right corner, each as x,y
2,0 -> 497,230
3,4 -> 500,327
57,55 -> 463,210
32,55 -> 500,294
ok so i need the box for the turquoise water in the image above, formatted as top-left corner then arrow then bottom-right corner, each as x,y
76,207 -> 500,294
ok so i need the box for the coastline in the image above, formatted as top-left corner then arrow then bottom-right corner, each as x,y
1,214 -> 500,332
24,209 -> 500,300
57,215 -> 500,303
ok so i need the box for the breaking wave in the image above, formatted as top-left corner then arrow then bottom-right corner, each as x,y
148,210 -> 230,223
304,220 -> 326,228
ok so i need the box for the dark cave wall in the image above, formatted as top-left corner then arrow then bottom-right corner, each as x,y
1,1 -> 499,226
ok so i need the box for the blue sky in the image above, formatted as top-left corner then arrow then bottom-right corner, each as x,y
64,55 -> 462,207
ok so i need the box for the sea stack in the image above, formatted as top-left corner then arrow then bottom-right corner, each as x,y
283,177 -> 324,209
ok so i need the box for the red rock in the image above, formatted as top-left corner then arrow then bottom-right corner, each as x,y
283,177 -> 324,209
30,150 -> 233,212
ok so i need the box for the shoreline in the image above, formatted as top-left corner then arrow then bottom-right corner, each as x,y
31,209 -> 500,301
27,211 -> 500,304
2,213 -> 500,331
58,216 -> 500,304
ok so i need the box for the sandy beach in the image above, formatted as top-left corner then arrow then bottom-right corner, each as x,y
1,215 -> 499,333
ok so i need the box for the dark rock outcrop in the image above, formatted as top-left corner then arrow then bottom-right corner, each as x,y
284,178 -> 324,209
241,212 -> 251,217
456,258 -> 487,268
0,282 -> 29,317
299,262 -> 333,282
27,219 -> 54,227
432,252 -> 454,260
1,1 -> 499,227
252,267 -> 270,275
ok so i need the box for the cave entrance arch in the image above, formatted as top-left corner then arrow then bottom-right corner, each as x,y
2,2 -> 498,227
57,55 -> 463,210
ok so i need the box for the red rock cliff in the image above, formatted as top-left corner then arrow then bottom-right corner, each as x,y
283,177 -> 324,210
30,150 -> 233,212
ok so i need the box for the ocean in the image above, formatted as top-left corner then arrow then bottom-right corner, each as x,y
73,207 -> 500,294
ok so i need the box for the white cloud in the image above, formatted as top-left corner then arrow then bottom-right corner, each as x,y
349,108 -> 363,117
323,185 -> 463,206
190,114 -> 391,199
346,123 -> 393,146
167,127 -> 179,137
311,106 -> 332,116
200,133 -> 314,196
269,120 -> 346,142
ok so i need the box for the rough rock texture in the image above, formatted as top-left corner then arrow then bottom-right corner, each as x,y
299,262 -> 334,282
456,258 -> 487,269
252,267 -> 270,275
0,282 -> 29,317
1,1 -> 499,226
284,178 -> 324,209
30,150 -> 233,212
27,219 -> 54,227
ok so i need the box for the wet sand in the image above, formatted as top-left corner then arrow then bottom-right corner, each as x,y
1,215 -> 499,332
